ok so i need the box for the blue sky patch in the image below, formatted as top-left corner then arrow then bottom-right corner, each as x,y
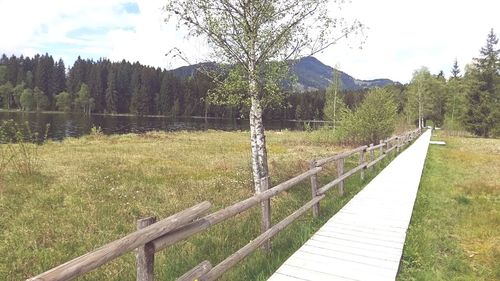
67,27 -> 108,39
122,2 -> 140,14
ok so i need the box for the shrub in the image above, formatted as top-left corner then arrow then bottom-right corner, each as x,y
338,88 -> 398,144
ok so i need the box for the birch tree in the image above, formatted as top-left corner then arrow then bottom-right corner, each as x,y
323,68 -> 345,130
164,0 -> 363,239
406,68 -> 432,128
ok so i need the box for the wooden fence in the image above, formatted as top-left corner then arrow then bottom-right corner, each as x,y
27,128 -> 422,281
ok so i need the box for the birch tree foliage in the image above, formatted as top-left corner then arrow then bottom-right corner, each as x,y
164,0 -> 364,104
405,67 -> 433,124
206,61 -> 291,109
323,68 -> 347,129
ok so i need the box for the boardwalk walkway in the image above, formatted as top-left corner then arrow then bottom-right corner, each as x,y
268,129 -> 432,281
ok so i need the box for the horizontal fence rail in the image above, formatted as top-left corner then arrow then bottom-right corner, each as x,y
28,202 -> 211,281
27,128 -> 422,281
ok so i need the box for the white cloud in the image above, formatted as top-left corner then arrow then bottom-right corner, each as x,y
316,0 -> 500,82
1,0 -> 499,83
106,0 -> 212,69
0,0 -> 138,61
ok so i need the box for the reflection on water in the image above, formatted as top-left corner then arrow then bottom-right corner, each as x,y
0,111 -> 321,141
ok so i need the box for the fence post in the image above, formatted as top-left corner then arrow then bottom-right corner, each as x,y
337,158 -> 345,196
260,176 -> 271,253
369,144 -> 374,170
359,148 -> 365,180
379,139 -> 384,156
137,217 -> 156,281
396,137 -> 400,153
310,160 -> 320,217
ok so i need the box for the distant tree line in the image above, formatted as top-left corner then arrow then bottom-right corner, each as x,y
0,55 -> 217,117
0,53 -> 326,120
0,52 -> 375,121
0,29 -> 498,138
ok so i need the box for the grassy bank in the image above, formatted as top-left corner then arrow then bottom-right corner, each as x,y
0,129 -> 396,280
398,132 -> 499,280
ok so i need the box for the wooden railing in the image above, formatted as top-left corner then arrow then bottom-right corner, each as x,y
27,128 -> 422,281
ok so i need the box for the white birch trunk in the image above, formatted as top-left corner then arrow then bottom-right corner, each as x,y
333,87 -> 337,130
248,61 -> 271,251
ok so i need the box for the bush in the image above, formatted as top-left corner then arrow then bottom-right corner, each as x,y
338,88 -> 398,144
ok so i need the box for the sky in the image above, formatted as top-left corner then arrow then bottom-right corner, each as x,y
0,0 -> 499,83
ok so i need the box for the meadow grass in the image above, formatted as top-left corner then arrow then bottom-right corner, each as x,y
398,131 -> 499,280
0,129 -> 398,280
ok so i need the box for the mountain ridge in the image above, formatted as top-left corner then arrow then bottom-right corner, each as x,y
170,56 -> 395,91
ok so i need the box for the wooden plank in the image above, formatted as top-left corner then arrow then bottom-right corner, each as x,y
314,232 -> 404,250
283,254 -> 394,280
28,201 -> 211,281
268,130 -> 432,281
305,239 -> 401,262
267,272 -> 312,281
276,264 -> 353,281
315,145 -> 368,166
176,260 -> 212,281
385,145 -> 396,154
366,142 -> 385,151
296,246 -> 400,270
320,223 -> 406,238
317,227 -> 406,244
310,235 -> 403,258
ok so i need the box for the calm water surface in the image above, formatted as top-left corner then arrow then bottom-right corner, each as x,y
0,111 -> 317,141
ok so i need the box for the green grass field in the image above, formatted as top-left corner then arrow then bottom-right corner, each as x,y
5,129 -> 495,281
398,132 -> 499,280
0,129 -> 395,280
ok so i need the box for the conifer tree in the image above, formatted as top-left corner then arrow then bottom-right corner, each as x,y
451,58 -> 461,79
447,59 -> 465,129
105,66 -> 118,113
463,29 -> 500,137
50,58 -> 66,100
157,73 -> 170,115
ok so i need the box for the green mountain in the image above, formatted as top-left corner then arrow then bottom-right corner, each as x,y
292,56 -> 394,91
170,56 -> 394,91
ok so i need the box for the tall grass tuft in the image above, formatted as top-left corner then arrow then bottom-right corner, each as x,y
0,141 -> 13,181
0,120 -> 48,176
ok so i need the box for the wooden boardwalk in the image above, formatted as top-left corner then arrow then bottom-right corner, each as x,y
268,130 -> 432,281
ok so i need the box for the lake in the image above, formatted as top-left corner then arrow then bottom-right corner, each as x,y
0,111 -> 323,141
